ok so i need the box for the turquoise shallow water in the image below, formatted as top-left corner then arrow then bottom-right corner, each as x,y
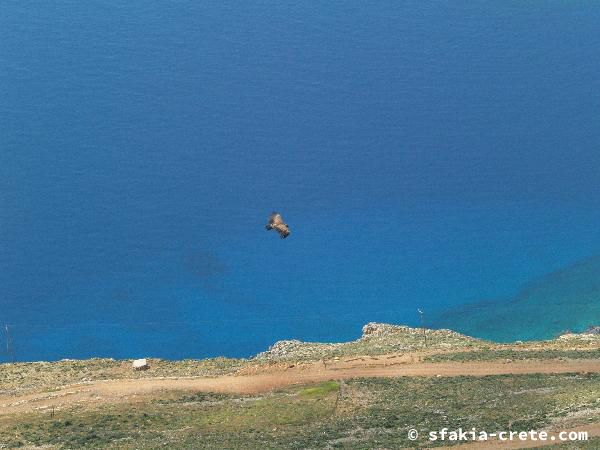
2,1 -> 600,361
432,255 -> 600,342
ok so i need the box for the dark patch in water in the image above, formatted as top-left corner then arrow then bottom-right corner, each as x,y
183,250 -> 227,291
113,288 -> 133,303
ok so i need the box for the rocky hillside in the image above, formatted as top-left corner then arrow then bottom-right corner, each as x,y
254,322 -> 484,361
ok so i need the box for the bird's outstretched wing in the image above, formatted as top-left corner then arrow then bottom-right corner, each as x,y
274,222 -> 290,238
268,212 -> 284,226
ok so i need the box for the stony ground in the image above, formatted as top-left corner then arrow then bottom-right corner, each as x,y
0,323 -> 598,449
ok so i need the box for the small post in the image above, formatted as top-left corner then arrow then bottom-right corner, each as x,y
417,309 -> 427,348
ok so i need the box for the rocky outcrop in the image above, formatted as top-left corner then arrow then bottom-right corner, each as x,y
558,328 -> 600,341
254,340 -> 341,360
361,322 -> 409,337
360,322 -> 475,341
254,322 -> 482,362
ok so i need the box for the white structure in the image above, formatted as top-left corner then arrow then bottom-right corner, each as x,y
132,358 -> 149,370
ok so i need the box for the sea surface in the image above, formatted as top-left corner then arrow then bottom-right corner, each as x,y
2,1 -> 600,361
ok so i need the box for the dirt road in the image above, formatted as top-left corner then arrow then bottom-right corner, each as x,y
2,357 -> 599,416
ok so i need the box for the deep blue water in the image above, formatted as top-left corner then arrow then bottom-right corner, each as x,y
2,1 -> 600,361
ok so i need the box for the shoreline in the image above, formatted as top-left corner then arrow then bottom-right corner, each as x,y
2,321 -> 598,368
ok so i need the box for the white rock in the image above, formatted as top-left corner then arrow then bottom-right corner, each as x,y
132,358 -> 149,370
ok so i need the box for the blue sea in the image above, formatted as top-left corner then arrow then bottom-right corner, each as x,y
2,1 -> 600,362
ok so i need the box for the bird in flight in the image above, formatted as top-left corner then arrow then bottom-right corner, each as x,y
265,212 -> 290,239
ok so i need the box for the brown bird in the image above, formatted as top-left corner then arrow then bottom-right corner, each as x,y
265,212 -> 290,239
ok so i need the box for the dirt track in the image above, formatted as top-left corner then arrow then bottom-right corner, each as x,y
2,357 -> 600,416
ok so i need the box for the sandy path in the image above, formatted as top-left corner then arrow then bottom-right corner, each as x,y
1,358 -> 600,416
